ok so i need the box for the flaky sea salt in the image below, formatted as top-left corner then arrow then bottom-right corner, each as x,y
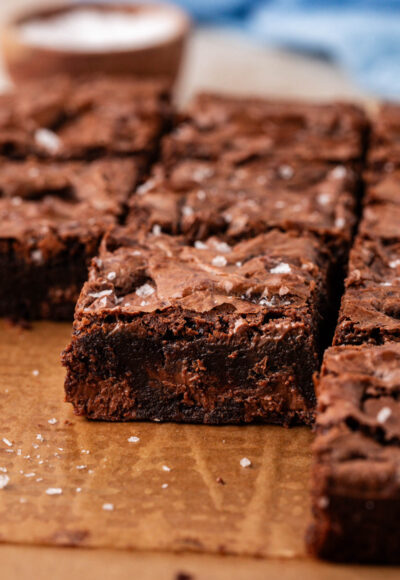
331,165 -> 347,179
2,438 -> 12,447
107,271 -> 117,281
270,262 -> 291,274
278,165 -> 294,179
46,487 -> 62,496
212,255 -> 227,267
34,128 -> 61,153
162,465 -> 171,472
31,249 -> 43,265
20,8 -> 180,52
32,369 -> 39,377
128,436 -> 140,443
240,457 -> 252,468
48,418 -> 58,425
194,241 -> 207,250
102,503 -> 114,511
377,407 -> 392,424
0,474 -> 10,489
136,283 -> 155,298
88,289 -> 113,299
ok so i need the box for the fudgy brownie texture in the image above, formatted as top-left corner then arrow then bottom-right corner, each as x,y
369,103 -> 400,167
308,344 -> 400,563
0,157 -> 141,320
62,230 -> 331,425
128,159 -> 359,263
0,75 -> 170,160
162,93 -> 368,165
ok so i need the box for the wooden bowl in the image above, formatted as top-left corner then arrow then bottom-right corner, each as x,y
2,1 -> 190,85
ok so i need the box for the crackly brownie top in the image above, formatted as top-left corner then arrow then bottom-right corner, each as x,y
128,159 -> 357,244
0,75 -> 169,158
345,237 -> 400,288
76,230 -> 327,320
369,103 -> 400,166
365,165 -> 400,206
358,202 -> 400,242
314,344 -> 400,497
162,93 -> 367,164
0,157 -> 140,241
334,285 -> 400,345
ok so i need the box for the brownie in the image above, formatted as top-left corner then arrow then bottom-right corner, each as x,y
162,93 -> 368,165
62,229 -> 331,425
0,157 -> 141,320
334,234 -> 400,346
0,75 -> 170,160
308,344 -> 400,563
128,159 -> 358,264
369,103 -> 400,167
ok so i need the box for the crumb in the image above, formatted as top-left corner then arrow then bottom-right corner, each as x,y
216,477 -> 225,485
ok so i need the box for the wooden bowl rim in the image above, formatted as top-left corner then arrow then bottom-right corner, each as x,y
4,1 -> 191,57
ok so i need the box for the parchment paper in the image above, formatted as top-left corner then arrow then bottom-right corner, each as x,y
0,320 -> 311,557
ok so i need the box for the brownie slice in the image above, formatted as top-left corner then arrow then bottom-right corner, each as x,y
369,103 -> 400,167
0,75 -> 170,160
0,157 -> 141,320
128,159 -> 358,264
334,234 -> 400,346
62,229 -> 331,425
334,165 -> 400,345
308,344 -> 400,563
162,93 -> 368,165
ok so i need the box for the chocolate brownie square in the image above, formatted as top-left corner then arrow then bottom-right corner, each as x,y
162,93 -> 368,165
0,76 -> 170,160
308,344 -> 400,563
0,157 -> 141,320
128,158 -> 358,264
62,229 -> 331,425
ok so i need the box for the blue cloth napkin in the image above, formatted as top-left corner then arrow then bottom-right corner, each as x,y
172,0 -> 400,98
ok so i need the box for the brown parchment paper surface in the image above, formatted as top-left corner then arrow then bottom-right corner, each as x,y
0,320 -> 311,557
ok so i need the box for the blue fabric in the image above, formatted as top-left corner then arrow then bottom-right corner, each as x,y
173,0 -> 400,98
